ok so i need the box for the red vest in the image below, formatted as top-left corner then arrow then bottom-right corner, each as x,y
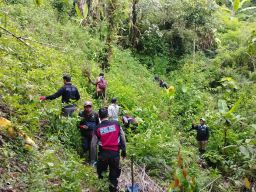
96,121 -> 120,151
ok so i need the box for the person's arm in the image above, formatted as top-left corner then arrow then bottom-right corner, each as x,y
95,114 -> 100,125
76,88 -> 80,101
206,127 -> 210,140
79,117 -> 88,129
45,87 -> 64,100
188,124 -> 198,132
90,132 -> 99,162
120,127 -> 127,158
108,106 -> 113,119
123,116 -> 128,124
87,75 -> 97,85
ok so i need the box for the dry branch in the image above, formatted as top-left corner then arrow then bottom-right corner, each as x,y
0,26 -> 32,48
119,159 -> 165,192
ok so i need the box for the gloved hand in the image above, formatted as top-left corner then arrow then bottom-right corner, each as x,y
39,96 -> 46,101
79,125 -> 88,129
90,161 -> 97,168
121,150 -> 126,159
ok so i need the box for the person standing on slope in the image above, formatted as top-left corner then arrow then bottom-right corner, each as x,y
88,73 -> 107,99
188,118 -> 210,154
108,98 -> 120,121
91,107 -> 126,192
78,101 -> 99,161
39,75 -> 80,117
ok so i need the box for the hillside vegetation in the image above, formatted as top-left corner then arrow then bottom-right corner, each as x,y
0,0 -> 255,191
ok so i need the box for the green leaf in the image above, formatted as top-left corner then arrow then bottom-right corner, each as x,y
218,99 -> 228,114
239,146 -> 250,157
228,97 -> 242,114
181,85 -> 187,93
233,0 -> 241,12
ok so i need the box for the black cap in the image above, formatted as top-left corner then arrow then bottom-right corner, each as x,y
99,107 -> 108,119
99,72 -> 104,76
63,75 -> 71,82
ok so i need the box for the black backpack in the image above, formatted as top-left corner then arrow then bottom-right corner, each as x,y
65,85 -> 78,100
198,125 -> 207,136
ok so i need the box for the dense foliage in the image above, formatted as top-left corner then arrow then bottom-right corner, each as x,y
0,0 -> 255,191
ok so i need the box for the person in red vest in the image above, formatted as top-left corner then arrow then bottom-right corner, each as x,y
91,107 -> 126,192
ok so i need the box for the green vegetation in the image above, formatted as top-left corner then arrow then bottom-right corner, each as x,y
0,0 -> 255,191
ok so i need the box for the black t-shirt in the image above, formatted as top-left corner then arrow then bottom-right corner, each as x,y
46,83 -> 80,104
191,124 -> 209,141
79,111 -> 99,136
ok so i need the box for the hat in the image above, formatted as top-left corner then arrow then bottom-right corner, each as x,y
200,118 -> 206,122
84,101 -> 92,107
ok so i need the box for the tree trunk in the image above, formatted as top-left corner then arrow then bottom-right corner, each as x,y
130,0 -> 140,47
77,0 -> 86,17
101,0 -> 118,70
224,127 -> 227,147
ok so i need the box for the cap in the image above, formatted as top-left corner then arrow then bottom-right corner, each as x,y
200,118 -> 206,122
84,101 -> 92,107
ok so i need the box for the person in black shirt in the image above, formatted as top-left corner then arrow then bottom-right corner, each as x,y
189,118 -> 210,154
78,101 -> 99,161
159,79 -> 168,89
40,75 -> 80,117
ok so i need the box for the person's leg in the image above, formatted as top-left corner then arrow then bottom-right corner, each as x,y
88,131 -> 93,161
82,137 -> 89,153
109,157 -> 121,192
97,158 -> 108,179
201,141 -> 207,153
198,141 -> 203,154
62,106 -> 76,117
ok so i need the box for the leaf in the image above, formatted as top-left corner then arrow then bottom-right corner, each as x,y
238,6 -> 256,13
181,85 -> 187,93
244,177 -> 250,189
233,0 -> 241,12
239,146 -> 249,157
34,0 -> 43,6
218,99 -> 228,114
239,0 -> 250,8
75,4 -> 83,18
228,97 -> 242,114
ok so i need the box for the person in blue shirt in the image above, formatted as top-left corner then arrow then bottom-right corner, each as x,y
189,118 -> 210,154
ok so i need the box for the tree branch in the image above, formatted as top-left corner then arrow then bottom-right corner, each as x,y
0,26 -> 32,48
199,176 -> 221,192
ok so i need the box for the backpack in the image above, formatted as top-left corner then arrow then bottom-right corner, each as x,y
65,85 -> 78,100
98,77 -> 107,90
198,125 -> 207,137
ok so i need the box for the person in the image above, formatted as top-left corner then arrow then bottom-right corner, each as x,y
91,107 -> 126,192
188,118 -> 210,154
78,101 -> 99,161
159,79 -> 168,89
88,73 -> 107,99
108,98 -> 120,121
96,73 -> 107,98
122,114 -> 138,131
153,76 -> 160,82
39,75 -> 80,117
